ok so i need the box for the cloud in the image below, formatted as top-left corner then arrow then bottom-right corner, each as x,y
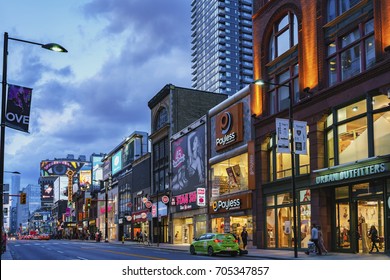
5,0 -> 193,187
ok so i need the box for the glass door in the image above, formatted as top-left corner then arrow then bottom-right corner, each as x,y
356,199 -> 385,253
335,201 -> 351,250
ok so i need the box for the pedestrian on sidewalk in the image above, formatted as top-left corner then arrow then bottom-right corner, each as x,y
310,223 -> 322,255
241,227 -> 248,250
368,225 -> 379,253
143,231 -> 151,246
317,225 -> 328,254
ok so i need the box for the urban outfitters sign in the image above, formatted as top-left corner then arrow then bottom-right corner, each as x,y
315,162 -> 388,185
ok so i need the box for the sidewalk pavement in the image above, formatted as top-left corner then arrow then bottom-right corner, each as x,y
2,240 -> 390,260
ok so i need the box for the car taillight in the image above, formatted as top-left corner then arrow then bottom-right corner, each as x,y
234,239 -> 238,243
214,239 -> 222,243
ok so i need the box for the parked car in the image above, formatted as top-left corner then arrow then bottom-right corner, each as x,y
189,233 -> 240,257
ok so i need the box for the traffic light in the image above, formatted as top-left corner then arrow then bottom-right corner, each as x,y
86,198 -> 91,209
20,192 -> 27,204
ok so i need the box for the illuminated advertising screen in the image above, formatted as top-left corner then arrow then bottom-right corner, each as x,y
79,170 -> 91,189
111,150 -> 122,175
92,155 -> 103,187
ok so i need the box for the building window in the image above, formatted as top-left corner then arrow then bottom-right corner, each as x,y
153,137 -> 169,193
326,94 -> 390,166
266,11 -> 299,115
268,12 -> 298,61
155,107 -> 168,131
210,153 -> 248,197
267,64 -> 299,115
327,0 -> 362,22
268,131 -> 310,182
327,18 -> 374,86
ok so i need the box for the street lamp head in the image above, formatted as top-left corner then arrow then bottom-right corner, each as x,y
42,43 -> 68,53
253,79 -> 290,88
4,171 -> 21,174
253,79 -> 265,86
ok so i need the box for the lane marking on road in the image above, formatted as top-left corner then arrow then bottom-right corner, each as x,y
57,251 -> 64,254
81,248 -> 167,260
77,257 -> 89,260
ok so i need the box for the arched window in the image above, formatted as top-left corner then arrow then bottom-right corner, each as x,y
266,12 -> 299,115
155,107 -> 168,131
268,12 -> 298,61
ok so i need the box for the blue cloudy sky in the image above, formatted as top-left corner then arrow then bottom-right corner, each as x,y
1,0 -> 192,187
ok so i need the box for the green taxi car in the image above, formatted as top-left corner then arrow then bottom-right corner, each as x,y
189,233 -> 240,257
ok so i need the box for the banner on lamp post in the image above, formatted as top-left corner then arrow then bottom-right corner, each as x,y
276,118 -> 290,153
293,120 -> 307,155
5,84 -> 33,133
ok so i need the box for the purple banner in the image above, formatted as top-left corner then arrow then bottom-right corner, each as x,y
5,84 -> 33,133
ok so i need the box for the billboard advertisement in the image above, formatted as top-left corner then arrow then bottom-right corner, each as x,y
171,124 -> 206,195
111,150 -> 122,175
40,160 -> 85,177
41,182 -> 54,207
53,176 -> 68,202
122,140 -> 135,167
92,155 -> 104,188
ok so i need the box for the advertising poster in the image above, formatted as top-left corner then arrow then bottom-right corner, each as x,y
5,84 -> 33,133
171,124 -> 205,194
111,150 -> 122,175
294,120 -> 307,154
276,118 -> 290,153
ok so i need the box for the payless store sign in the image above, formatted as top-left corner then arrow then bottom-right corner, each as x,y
210,193 -> 252,213
215,102 -> 244,151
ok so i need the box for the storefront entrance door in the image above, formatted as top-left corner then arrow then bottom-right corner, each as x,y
355,199 -> 385,253
335,201 -> 351,251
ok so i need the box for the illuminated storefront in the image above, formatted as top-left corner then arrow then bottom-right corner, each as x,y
171,189 -> 208,244
251,0 -> 390,255
208,87 -> 257,246
170,120 -> 208,244
132,209 -> 150,240
209,193 -> 254,245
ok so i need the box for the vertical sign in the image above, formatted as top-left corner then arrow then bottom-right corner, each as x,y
196,188 -> 206,207
294,121 -> 307,154
276,118 -> 290,153
247,140 -> 256,189
66,170 -> 74,204
5,84 -> 33,133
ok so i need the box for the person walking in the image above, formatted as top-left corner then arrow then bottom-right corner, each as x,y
241,227 -> 248,250
317,225 -> 328,254
310,223 -> 322,255
368,225 -> 379,253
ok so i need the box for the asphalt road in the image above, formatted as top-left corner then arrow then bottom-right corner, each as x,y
6,239 -> 256,260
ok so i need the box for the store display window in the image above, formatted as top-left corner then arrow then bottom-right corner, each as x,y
211,216 -> 253,244
267,131 -> 310,182
210,153 -> 248,197
326,94 -> 390,166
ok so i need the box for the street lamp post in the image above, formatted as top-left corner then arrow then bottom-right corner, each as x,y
105,175 -> 111,242
254,79 -> 298,258
1,32 -> 67,243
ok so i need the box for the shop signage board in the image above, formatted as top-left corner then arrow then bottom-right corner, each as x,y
313,158 -> 390,185
215,102 -> 243,151
209,193 -> 252,213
